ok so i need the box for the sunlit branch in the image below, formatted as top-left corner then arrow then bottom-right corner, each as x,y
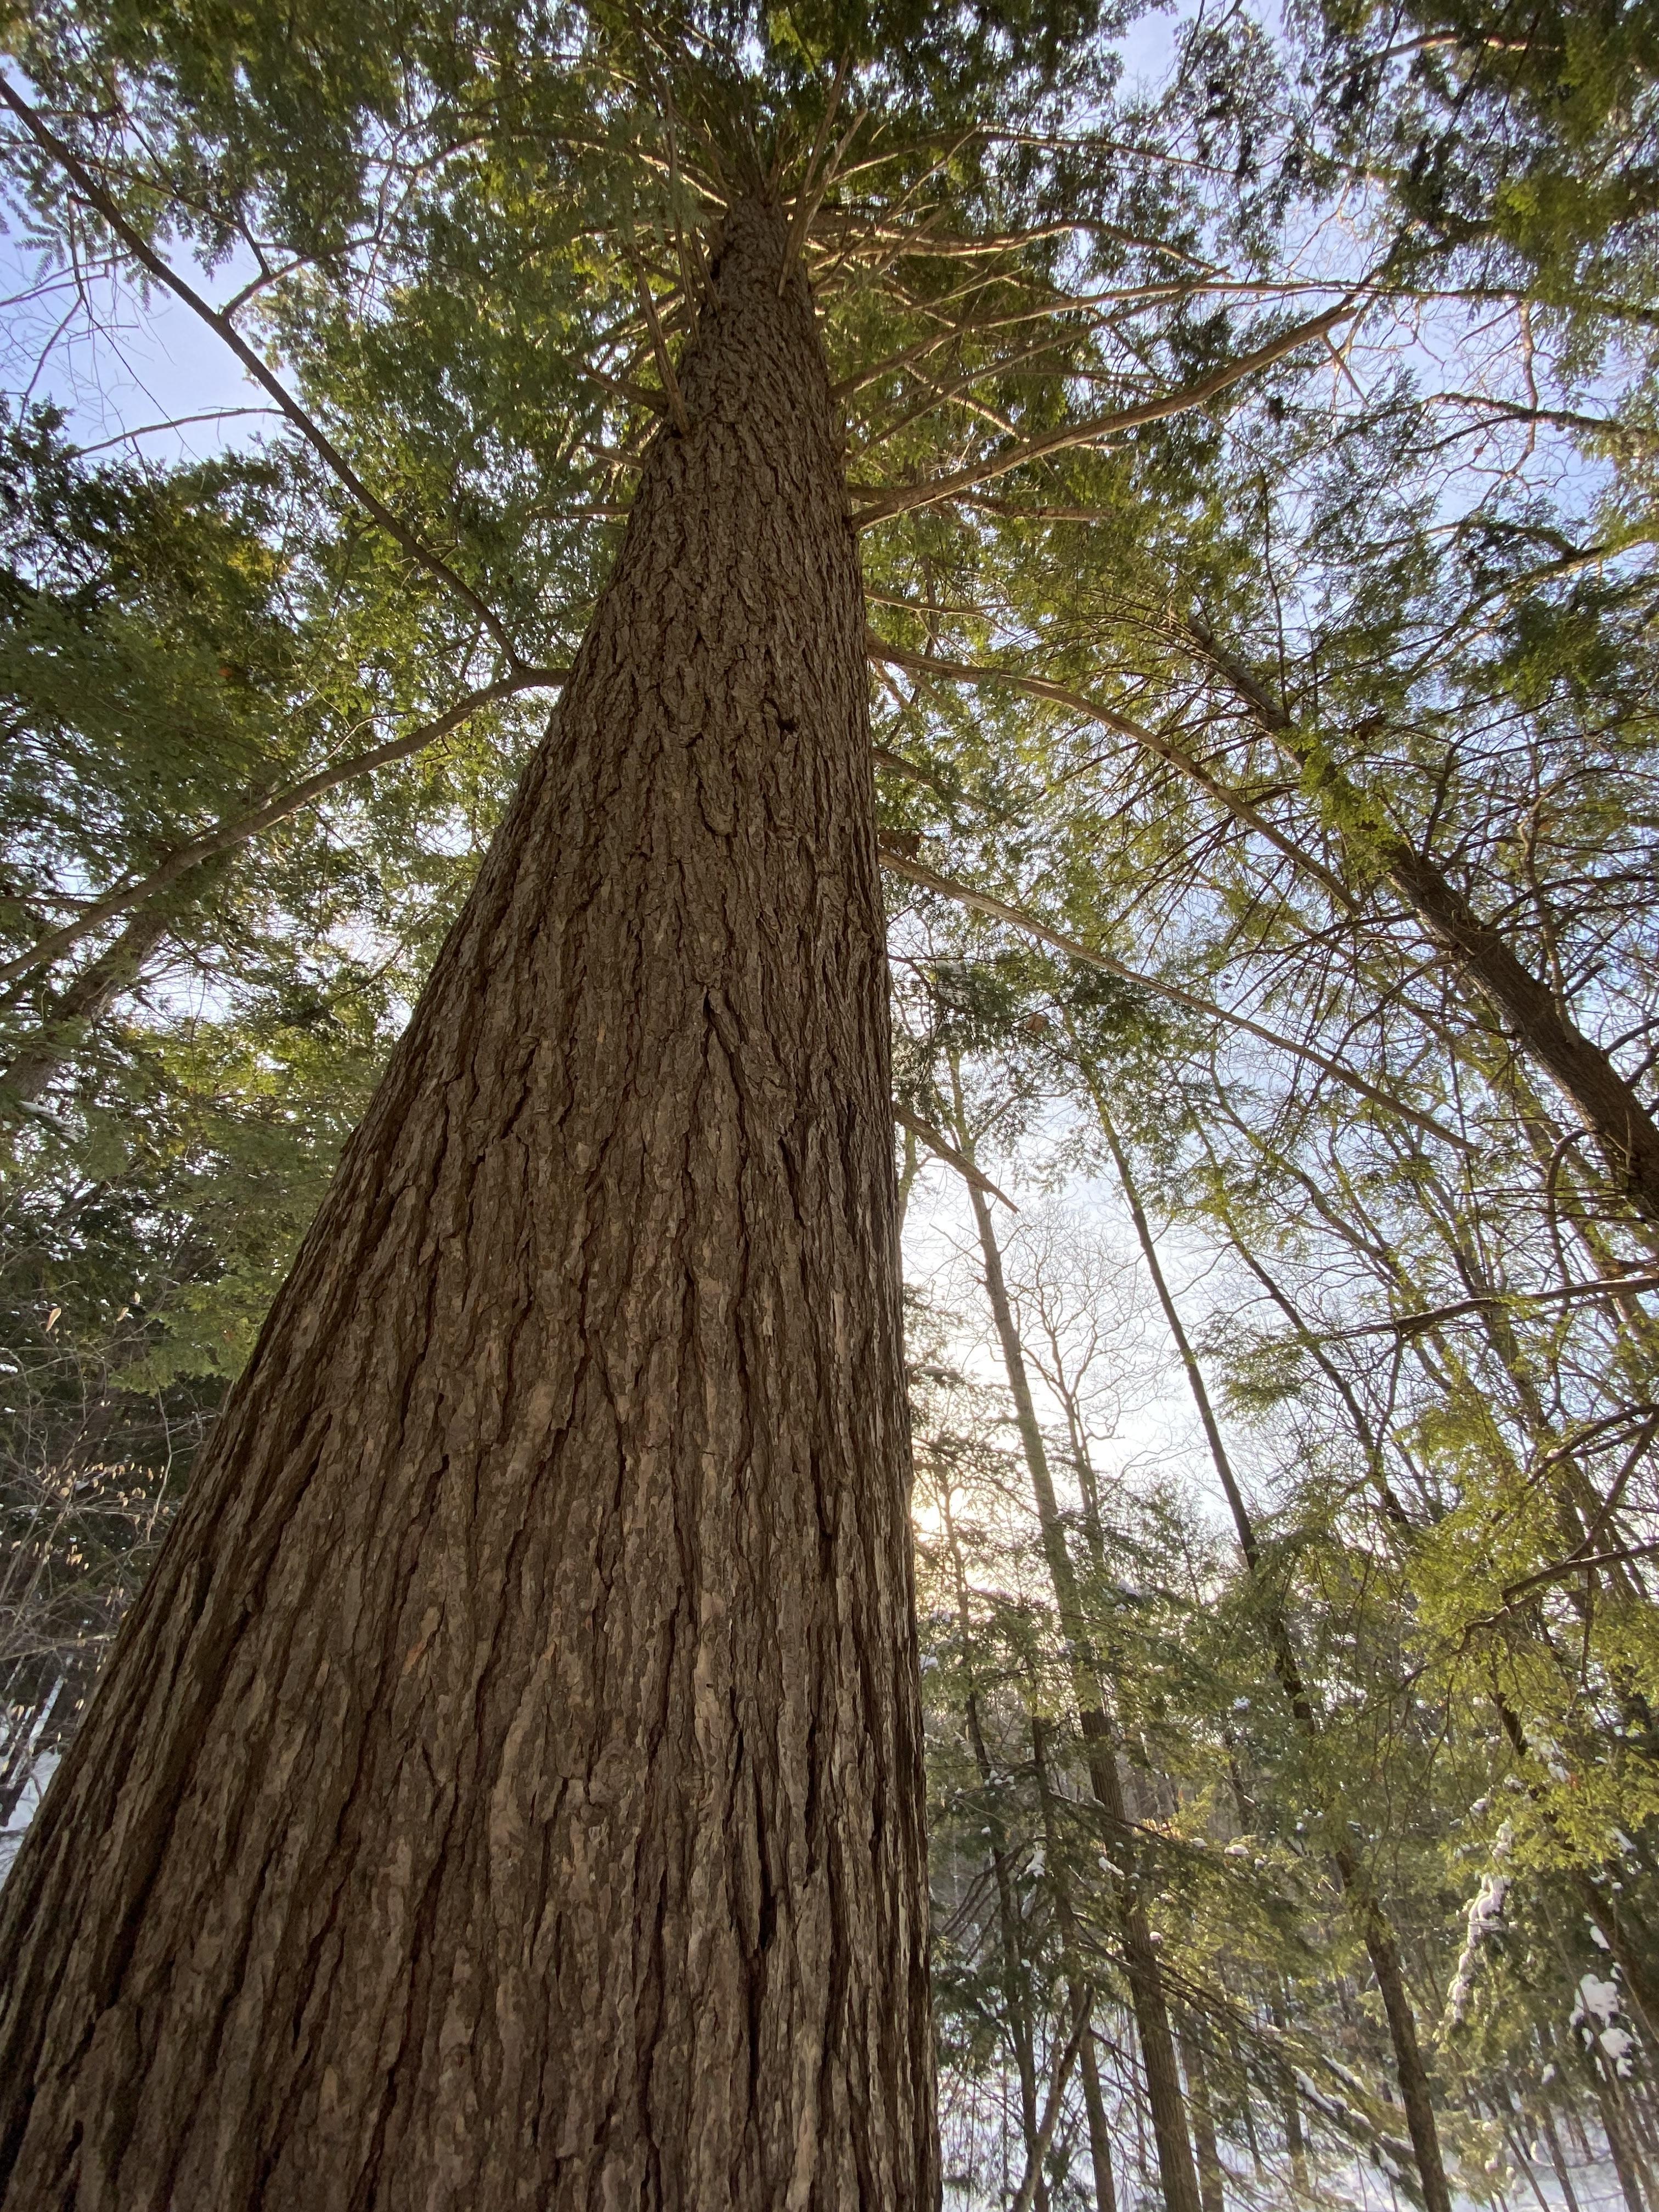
0,668 -> 569,990
876,838 -> 1469,1147
853,297 -> 1361,524
870,633 -> 1357,910
0,77 -> 527,665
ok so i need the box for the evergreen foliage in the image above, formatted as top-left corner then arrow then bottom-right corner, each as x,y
1,0 -> 1657,2200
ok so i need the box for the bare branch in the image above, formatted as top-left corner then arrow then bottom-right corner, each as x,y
876,838 -> 1470,1148
893,1103 -> 1017,1209
0,78 -> 527,665
870,631 -> 1357,910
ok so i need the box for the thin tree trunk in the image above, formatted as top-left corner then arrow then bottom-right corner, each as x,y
1181,2018 -> 1226,2212
1227,2022 -> 1262,2174
941,1491 -> 1046,2203
1076,1041 -> 1455,2212
1539,2103 -> 1584,2212
1012,1997 -> 1091,2212
947,1062 -> 1203,2212
0,1657 -> 90,1836
1031,1709 -> 1120,2212
1078,2028 -> 1121,2212
0,197 -> 937,2210
1596,2070 -> 1654,2212
1271,1987 -> 1309,2192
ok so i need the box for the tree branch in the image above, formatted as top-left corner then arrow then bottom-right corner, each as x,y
0,77 -> 525,665
871,631 -> 1356,909
1326,1272 -> 1659,1340
0,668 -> 568,989
851,297 -> 1360,526
893,1102 -> 1017,1209
875,838 -> 1469,1148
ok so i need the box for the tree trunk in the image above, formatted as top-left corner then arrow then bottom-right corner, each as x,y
947,1063 -> 1203,2212
1539,2103 -> 1583,2212
1596,2069 -> 1655,2212
1031,1709 -> 1120,2212
941,1491 -> 1045,2204
1076,1045 -> 1455,2212
1270,1987 -> 1308,2193
0,197 -> 937,2211
1193,624 -> 1659,1225
1180,2019 -> 1226,2212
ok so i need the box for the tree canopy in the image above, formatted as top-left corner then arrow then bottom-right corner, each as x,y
2,0 -> 1658,2204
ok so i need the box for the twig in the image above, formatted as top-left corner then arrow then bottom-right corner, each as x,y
853,295 -> 1363,526
874,838 -> 1470,1149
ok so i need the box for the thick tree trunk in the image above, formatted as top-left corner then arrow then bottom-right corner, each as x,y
0,198 -> 937,2211
947,1066 -> 1202,2212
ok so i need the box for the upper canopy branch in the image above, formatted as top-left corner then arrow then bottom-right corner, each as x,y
0,76 -> 529,669
851,296 -> 1362,527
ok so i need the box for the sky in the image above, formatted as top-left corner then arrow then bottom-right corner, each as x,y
0,2 -> 1305,1556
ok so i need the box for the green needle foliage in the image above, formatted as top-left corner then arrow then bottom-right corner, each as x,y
1,0 -> 1658,2199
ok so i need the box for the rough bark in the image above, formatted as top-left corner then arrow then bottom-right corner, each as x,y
947,1066 -> 1202,2212
0,198 -> 937,2211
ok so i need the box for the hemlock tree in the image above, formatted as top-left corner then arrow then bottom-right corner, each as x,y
0,189 -> 940,2203
0,2 -> 1371,2200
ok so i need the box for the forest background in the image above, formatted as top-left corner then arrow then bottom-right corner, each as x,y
1,0 -> 1657,2205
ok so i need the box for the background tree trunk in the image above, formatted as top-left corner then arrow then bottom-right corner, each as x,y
0,197 -> 938,2211
946,1062 -> 1203,2212
1079,1048 -> 1454,2212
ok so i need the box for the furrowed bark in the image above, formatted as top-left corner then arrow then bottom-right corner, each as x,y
0,198 -> 938,2212
946,1060 -> 1203,2212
